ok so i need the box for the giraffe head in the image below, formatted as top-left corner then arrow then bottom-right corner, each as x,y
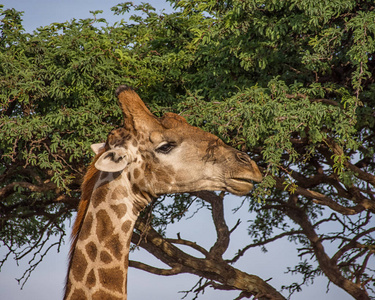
64,86 -> 263,300
92,86 -> 262,199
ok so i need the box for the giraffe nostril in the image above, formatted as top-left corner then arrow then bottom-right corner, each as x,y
236,152 -> 252,164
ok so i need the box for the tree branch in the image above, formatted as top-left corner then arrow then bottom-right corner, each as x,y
228,229 -> 304,264
129,260 -> 186,276
0,181 -> 57,199
331,227 -> 375,263
324,138 -> 375,187
285,194 -> 371,300
166,237 -> 209,257
192,191 -> 231,258
274,176 -> 372,215
133,216 -> 286,300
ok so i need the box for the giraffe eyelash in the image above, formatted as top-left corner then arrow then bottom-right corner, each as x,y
155,142 -> 176,154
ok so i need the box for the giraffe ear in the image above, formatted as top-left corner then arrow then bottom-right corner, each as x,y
95,148 -> 129,172
91,143 -> 106,154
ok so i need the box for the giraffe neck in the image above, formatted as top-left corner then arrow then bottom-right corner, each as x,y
64,171 -> 150,300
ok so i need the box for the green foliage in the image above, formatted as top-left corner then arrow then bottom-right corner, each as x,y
1,1 -> 374,298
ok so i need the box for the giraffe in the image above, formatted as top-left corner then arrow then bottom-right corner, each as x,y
64,85 -> 263,300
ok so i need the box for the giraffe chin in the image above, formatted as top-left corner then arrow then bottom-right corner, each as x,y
226,179 -> 255,196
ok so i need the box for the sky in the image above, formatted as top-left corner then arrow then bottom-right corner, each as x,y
0,1 -> 355,299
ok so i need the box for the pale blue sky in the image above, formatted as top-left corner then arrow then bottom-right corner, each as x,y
2,0 -> 176,33
0,1 -> 353,299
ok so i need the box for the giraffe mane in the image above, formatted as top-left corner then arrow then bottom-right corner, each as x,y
65,148 -> 105,293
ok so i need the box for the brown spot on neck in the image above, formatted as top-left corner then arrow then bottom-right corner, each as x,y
71,249 -> 88,282
96,209 -> 114,243
86,269 -> 96,288
70,288 -> 86,299
104,233 -> 123,260
100,250 -> 113,263
85,242 -> 98,262
111,185 -> 128,200
121,220 -> 132,234
98,267 -> 124,294
110,203 -> 127,218
79,212 -> 93,241
91,184 -> 110,208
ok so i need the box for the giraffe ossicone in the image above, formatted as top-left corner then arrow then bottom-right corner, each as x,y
64,85 -> 263,300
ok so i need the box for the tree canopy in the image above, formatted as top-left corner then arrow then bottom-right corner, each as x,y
1,1 -> 374,299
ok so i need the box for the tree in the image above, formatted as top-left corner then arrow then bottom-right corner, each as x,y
1,1 -> 374,299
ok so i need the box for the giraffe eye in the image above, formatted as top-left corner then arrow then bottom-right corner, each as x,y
155,142 -> 175,154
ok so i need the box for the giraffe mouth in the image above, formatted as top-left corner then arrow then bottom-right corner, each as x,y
234,178 -> 254,186
227,178 -> 255,195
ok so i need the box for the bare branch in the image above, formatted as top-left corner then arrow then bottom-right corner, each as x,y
355,251 -> 374,284
190,191 -> 233,257
129,260 -> 185,276
229,230 -> 303,264
273,176 -> 371,215
285,194 -> 371,300
166,238 -> 209,257
229,219 -> 242,234
331,227 -> 375,263
17,238 -> 64,289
